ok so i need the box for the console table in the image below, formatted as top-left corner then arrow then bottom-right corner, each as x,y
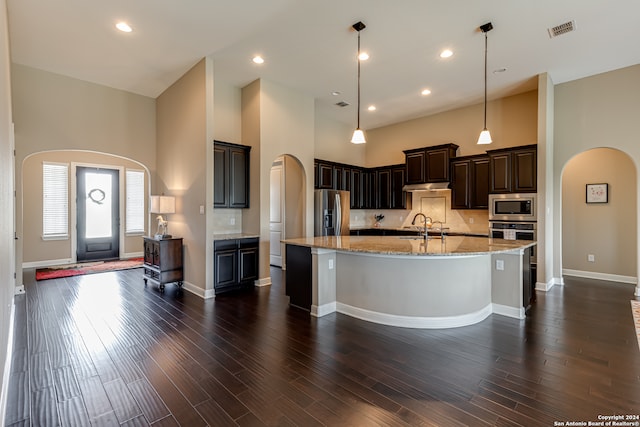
143,237 -> 183,292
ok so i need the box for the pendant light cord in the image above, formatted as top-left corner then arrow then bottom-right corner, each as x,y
483,31 -> 487,130
357,30 -> 361,129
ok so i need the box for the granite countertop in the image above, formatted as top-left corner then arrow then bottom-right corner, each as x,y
282,235 -> 535,257
213,232 -> 260,241
349,225 -> 489,238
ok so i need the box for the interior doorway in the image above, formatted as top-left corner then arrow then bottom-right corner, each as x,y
561,147 -> 637,283
76,166 -> 120,261
269,155 -> 305,267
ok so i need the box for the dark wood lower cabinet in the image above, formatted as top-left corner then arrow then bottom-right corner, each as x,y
284,244 -> 312,310
214,237 -> 259,294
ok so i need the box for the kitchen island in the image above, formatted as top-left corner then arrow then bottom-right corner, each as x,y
283,235 -> 535,328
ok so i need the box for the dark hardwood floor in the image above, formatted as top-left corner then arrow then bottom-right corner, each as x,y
5,267 -> 640,426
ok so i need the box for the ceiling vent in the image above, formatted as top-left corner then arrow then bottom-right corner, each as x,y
335,101 -> 350,107
548,20 -> 576,38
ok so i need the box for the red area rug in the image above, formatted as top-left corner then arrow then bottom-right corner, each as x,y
36,257 -> 144,281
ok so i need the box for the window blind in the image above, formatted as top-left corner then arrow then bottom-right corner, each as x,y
43,162 -> 69,238
125,169 -> 145,234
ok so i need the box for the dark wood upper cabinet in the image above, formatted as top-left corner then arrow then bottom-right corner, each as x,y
426,145 -> 458,182
213,145 -> 227,206
450,159 -> 471,209
376,168 -> 392,209
404,143 -> 458,184
404,151 -> 425,184
512,147 -> 537,193
488,145 -> 537,194
489,151 -> 512,193
214,141 -> 250,208
471,156 -> 490,208
450,155 -> 490,209
390,165 -> 410,209
317,161 -> 333,189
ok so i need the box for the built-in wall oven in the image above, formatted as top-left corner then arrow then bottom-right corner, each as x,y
489,193 -> 537,265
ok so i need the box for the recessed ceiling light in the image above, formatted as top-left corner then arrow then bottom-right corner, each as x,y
115,22 -> 132,33
440,49 -> 453,58
421,89 -> 432,96
331,91 -> 341,96
252,56 -> 265,64
493,68 -> 507,73
367,105 -> 376,111
358,52 -> 369,61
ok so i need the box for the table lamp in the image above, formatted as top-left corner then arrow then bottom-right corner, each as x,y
150,195 -> 175,239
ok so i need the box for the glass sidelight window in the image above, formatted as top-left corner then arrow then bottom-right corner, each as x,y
42,162 -> 69,239
125,169 -> 145,234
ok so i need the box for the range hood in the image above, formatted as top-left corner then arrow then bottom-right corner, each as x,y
402,182 -> 450,192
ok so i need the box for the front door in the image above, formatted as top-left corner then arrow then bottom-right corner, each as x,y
76,167 -> 120,262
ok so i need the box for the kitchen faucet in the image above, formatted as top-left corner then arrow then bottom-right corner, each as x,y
411,213 -> 432,239
431,220 -> 446,240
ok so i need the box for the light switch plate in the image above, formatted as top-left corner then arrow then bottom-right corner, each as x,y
496,259 -> 504,270
199,205 -> 205,214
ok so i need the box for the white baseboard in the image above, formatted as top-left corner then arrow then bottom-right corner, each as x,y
0,301 -> 16,427
536,276 -> 562,292
311,302 -> 337,317
23,258 -> 74,269
179,281 -> 215,299
335,302 -> 493,329
562,269 -> 638,285
121,252 -> 143,259
254,277 -> 271,287
492,303 -> 525,319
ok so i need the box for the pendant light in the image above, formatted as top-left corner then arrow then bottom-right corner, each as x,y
477,22 -> 493,145
351,21 -> 366,144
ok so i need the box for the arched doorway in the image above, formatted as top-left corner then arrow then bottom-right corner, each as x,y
269,154 -> 305,267
561,147 -> 637,285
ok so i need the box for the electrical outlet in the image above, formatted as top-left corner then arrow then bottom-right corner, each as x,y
230,217 -> 235,225
328,259 -> 334,269
199,205 -> 205,215
469,217 -> 474,224
496,259 -> 504,270
588,254 -> 595,262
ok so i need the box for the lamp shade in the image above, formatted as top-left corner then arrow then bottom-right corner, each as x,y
150,195 -> 175,214
477,129 -> 492,145
351,129 -> 366,144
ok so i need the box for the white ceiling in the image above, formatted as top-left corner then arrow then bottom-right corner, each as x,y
7,0 -> 640,130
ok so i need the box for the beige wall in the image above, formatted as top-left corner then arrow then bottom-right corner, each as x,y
156,59 -> 209,292
212,76 -> 243,234
0,0 -> 15,414
314,110 -> 366,166
562,148 -> 636,277
365,90 -> 538,166
242,79 -> 316,280
21,151 -> 150,265
555,64 -> 640,290
11,64 -> 156,282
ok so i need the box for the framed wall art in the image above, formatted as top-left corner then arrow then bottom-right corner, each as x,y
586,183 -> 608,204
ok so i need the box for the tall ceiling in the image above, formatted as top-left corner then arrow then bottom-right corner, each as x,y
7,0 -> 640,130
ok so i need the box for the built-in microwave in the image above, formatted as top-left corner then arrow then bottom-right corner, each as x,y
489,193 -> 537,222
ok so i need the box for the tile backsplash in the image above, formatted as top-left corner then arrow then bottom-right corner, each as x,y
350,189 -> 489,234
213,209 -> 242,234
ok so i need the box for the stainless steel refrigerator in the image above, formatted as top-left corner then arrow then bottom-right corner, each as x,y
314,190 -> 350,236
